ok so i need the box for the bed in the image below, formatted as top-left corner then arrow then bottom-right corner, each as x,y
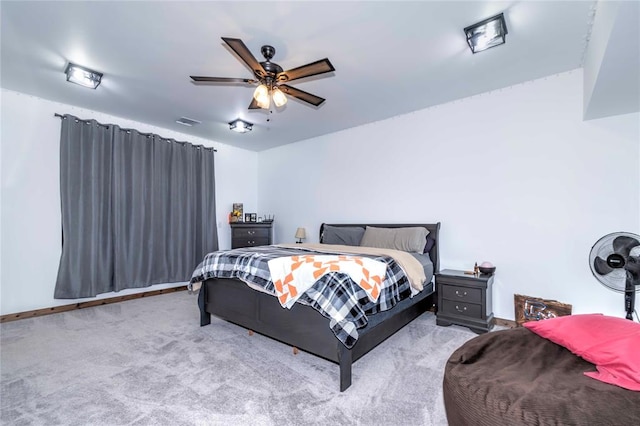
443,324 -> 640,425
191,222 -> 440,391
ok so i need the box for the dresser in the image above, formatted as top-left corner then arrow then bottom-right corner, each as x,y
230,222 -> 273,249
436,269 -> 494,333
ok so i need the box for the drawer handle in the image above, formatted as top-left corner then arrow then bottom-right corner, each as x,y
455,290 -> 468,297
248,231 -> 255,235
455,305 -> 467,313
248,240 -> 255,244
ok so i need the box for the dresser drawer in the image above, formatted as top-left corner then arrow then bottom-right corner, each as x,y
232,236 -> 270,248
441,285 -> 482,304
441,300 -> 482,319
232,227 -> 270,239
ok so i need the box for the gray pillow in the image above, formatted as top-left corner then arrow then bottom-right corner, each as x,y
322,225 -> 366,246
360,226 -> 429,253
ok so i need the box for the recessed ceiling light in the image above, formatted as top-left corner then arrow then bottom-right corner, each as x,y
64,63 -> 103,89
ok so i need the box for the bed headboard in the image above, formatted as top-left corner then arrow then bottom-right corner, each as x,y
319,222 -> 441,273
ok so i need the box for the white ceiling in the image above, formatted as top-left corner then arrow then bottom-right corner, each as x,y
1,1 -> 597,152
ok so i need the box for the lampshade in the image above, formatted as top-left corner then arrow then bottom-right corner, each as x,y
295,227 -> 306,241
464,13 -> 508,54
272,88 -> 287,107
253,84 -> 270,109
64,63 -> 103,89
253,84 -> 269,100
228,118 -> 253,133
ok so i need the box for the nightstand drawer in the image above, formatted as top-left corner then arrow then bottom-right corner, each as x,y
441,285 -> 482,304
232,237 -> 269,248
233,228 -> 270,239
441,300 -> 482,319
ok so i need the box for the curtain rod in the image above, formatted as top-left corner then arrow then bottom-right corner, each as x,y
54,113 -> 217,152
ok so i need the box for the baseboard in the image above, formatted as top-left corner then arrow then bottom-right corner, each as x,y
0,285 -> 188,323
2,290 -> 519,329
495,317 -> 517,328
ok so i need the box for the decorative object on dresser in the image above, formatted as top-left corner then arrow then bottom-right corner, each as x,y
230,221 -> 273,249
191,222 -> 441,391
436,269 -> 494,333
229,203 -> 243,223
294,227 -> 306,243
478,261 -> 496,275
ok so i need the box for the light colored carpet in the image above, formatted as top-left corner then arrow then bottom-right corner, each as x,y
1,291 -> 479,425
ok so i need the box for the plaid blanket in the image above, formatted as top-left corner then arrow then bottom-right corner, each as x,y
190,245 -> 414,348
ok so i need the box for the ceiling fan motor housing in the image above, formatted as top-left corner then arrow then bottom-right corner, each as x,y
259,61 -> 283,79
258,46 -> 283,85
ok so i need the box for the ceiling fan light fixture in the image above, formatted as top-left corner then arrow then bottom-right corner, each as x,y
253,84 -> 268,101
257,95 -> 270,109
464,13 -> 508,54
253,84 -> 271,109
229,118 -> 253,133
272,88 -> 287,107
64,62 -> 103,89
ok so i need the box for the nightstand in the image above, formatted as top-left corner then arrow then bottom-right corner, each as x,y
230,222 -> 273,248
436,269 -> 494,333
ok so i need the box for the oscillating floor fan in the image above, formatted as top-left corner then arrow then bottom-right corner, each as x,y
589,232 -> 640,320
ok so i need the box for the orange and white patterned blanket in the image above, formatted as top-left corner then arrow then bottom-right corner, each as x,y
267,255 -> 387,309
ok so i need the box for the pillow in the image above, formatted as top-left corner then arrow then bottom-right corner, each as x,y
524,314 -> 640,391
423,234 -> 436,254
322,225 -> 365,246
360,226 -> 429,253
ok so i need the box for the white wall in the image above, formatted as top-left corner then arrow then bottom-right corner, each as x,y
258,70 -> 640,321
0,89 -> 258,315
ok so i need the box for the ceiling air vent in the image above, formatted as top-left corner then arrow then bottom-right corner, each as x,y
176,117 -> 201,127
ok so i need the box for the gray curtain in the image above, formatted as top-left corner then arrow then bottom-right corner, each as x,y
55,115 -> 218,298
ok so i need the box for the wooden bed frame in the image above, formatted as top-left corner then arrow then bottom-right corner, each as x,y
198,222 -> 441,391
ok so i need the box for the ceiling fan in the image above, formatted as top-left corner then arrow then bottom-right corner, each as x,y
190,37 -> 335,110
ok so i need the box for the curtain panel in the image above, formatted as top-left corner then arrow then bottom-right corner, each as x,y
55,115 -> 218,299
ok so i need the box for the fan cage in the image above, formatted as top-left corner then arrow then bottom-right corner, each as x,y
589,232 -> 640,293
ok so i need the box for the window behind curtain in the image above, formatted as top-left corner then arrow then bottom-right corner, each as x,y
55,115 -> 218,299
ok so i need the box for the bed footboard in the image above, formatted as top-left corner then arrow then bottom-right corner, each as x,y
198,277 -> 433,391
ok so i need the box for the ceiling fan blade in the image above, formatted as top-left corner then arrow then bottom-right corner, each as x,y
279,84 -> 326,107
248,98 -> 261,110
277,58 -> 335,82
221,37 -> 266,78
613,236 -> 640,257
190,76 -> 255,84
594,256 -> 615,275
